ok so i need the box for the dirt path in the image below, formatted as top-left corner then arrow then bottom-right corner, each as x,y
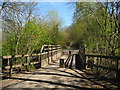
1,58 -> 119,89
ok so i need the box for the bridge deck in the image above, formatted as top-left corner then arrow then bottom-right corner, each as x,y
2,55 -> 119,89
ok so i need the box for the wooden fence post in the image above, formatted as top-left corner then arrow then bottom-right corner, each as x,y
15,58 -> 17,68
96,57 -> 99,73
75,53 -> 85,70
38,53 -> 41,68
84,55 -> 86,69
75,54 -> 80,70
47,45 -> 49,64
28,55 -> 31,66
69,51 -> 71,55
51,46 -> 53,62
25,57 -> 28,71
9,57 -> 13,77
8,58 -> 10,67
116,59 -> 120,81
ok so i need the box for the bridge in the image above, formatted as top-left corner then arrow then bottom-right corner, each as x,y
1,45 -> 120,89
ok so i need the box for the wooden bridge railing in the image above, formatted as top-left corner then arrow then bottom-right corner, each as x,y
61,49 -> 120,81
85,54 -> 120,80
2,45 -> 62,77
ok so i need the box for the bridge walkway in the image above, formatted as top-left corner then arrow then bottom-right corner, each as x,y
2,55 -> 119,89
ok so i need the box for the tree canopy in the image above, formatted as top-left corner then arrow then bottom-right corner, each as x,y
2,2 -> 63,55
1,1 -> 120,56
65,2 -> 120,56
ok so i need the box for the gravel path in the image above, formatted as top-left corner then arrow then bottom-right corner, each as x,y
1,57 -> 119,89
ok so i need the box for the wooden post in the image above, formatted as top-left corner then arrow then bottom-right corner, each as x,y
15,58 -> 17,68
48,48 -> 49,64
51,46 -> 53,62
75,54 -> 81,70
75,54 -> 85,70
9,58 -> 13,77
59,59 -> 64,68
83,53 -> 86,69
69,51 -> 71,55
79,45 -> 86,69
84,55 -> 86,69
8,58 -> 10,67
116,59 -> 120,81
38,53 -> 41,68
96,57 -> 99,73
25,57 -> 28,71
28,55 -> 31,66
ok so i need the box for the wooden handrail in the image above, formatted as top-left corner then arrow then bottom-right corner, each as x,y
40,44 -> 61,53
85,54 -> 120,80
2,49 -> 61,59
2,45 -> 62,77
85,54 -> 120,59
1,45 -> 61,59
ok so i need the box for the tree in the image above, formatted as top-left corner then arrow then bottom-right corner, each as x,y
46,10 -> 63,44
2,3 -> 63,55
69,1 -> 120,56
2,2 -> 37,55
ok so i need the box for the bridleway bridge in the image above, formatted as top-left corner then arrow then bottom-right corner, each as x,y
1,45 -> 120,89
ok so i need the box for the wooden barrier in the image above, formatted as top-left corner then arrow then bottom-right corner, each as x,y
85,54 -> 120,80
1,45 -> 62,77
63,49 -> 120,81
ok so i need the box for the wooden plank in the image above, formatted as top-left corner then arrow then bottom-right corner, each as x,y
24,54 -> 29,57
38,53 -> 41,68
85,54 -> 120,59
2,50 -> 61,59
2,44 -> 62,77
9,58 -> 13,77
3,56 -> 12,59
14,55 -> 22,58
5,61 -> 40,69
44,48 -> 57,51
86,63 -> 118,71
32,54 -> 39,56
25,57 -> 28,71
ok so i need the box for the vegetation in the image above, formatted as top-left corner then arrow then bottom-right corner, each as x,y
1,1 -> 120,86
1,1 -> 120,57
65,2 -> 120,56
2,2 -> 62,56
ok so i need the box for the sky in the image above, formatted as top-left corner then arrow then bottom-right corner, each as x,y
37,2 -> 75,27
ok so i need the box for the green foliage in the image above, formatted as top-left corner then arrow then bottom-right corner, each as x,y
68,2 -> 120,56
2,2 -> 119,57
2,8 -> 62,55
28,64 -> 36,70
57,30 -> 70,48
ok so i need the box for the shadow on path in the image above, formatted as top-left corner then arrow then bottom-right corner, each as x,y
3,77 -> 104,89
2,60 -> 120,89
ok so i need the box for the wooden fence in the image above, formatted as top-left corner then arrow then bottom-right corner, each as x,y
85,54 -> 120,80
62,49 -> 120,81
2,45 -> 62,77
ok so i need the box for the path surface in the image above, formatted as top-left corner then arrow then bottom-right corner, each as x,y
2,56 -> 119,89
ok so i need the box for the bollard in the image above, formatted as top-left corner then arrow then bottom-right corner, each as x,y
59,59 -> 64,68
69,51 -> 71,55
